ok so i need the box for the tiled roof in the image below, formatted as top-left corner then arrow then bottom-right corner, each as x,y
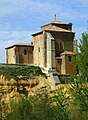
32,25 -> 74,36
32,31 -> 43,36
41,20 -> 70,27
32,20 -> 74,36
61,51 -> 76,55
6,43 -> 34,49
44,25 -> 71,32
51,20 -> 67,24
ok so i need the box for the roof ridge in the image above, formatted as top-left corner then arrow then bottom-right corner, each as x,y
41,20 -> 68,28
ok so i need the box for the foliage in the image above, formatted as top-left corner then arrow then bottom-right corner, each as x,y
4,88 -> 71,120
5,97 -> 35,120
30,89 -> 53,120
0,90 -> 2,119
69,32 -> 88,119
0,88 -> 8,120
74,33 -> 88,79
70,76 -> 88,111
2,86 -> 88,120
0,65 -> 46,80
51,87 -> 70,120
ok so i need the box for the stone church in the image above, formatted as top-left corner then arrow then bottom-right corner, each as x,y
6,20 -> 77,77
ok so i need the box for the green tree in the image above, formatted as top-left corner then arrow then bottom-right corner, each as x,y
5,89 -> 71,120
51,87 -> 70,120
75,33 -> 88,79
5,98 -> 35,120
30,89 -> 53,120
69,32 -> 88,119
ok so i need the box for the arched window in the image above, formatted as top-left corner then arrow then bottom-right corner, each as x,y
24,50 -> 27,55
68,56 -> 71,62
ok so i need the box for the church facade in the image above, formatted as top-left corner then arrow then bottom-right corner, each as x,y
6,20 -> 77,75
32,20 -> 76,75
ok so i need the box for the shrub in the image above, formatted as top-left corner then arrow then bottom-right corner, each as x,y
5,88 -> 71,120
5,97 -> 35,120
0,65 -> 46,80
51,87 -> 70,120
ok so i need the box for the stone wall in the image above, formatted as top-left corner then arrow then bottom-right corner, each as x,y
6,47 -> 15,64
46,32 -> 56,70
33,33 -> 46,67
56,59 -> 62,73
61,54 -> 76,75
16,46 -> 33,64
50,32 -> 75,56
6,46 -> 34,64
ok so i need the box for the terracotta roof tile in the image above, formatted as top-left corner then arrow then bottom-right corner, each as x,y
32,25 -> 74,36
41,20 -> 69,27
44,25 -> 71,32
61,51 -> 76,55
6,44 -> 34,49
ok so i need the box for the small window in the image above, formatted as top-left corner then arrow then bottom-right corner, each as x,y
24,50 -> 27,55
68,56 -> 71,62
57,60 -> 59,64
38,47 -> 40,52
65,28 -> 68,30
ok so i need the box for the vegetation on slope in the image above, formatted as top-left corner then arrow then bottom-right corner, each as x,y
0,65 -> 46,80
4,88 -> 70,120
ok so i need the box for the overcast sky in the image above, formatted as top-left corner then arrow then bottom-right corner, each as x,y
0,0 -> 88,63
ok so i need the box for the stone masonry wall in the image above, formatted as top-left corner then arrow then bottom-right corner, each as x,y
6,47 -> 16,64
17,46 -> 33,64
6,46 -> 34,64
51,32 -> 74,56
33,33 -> 46,67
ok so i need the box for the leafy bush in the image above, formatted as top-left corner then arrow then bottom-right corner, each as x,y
29,89 -> 54,120
5,88 -> 71,120
5,97 -> 35,120
51,87 -> 70,120
69,33 -> 88,120
69,76 -> 88,111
